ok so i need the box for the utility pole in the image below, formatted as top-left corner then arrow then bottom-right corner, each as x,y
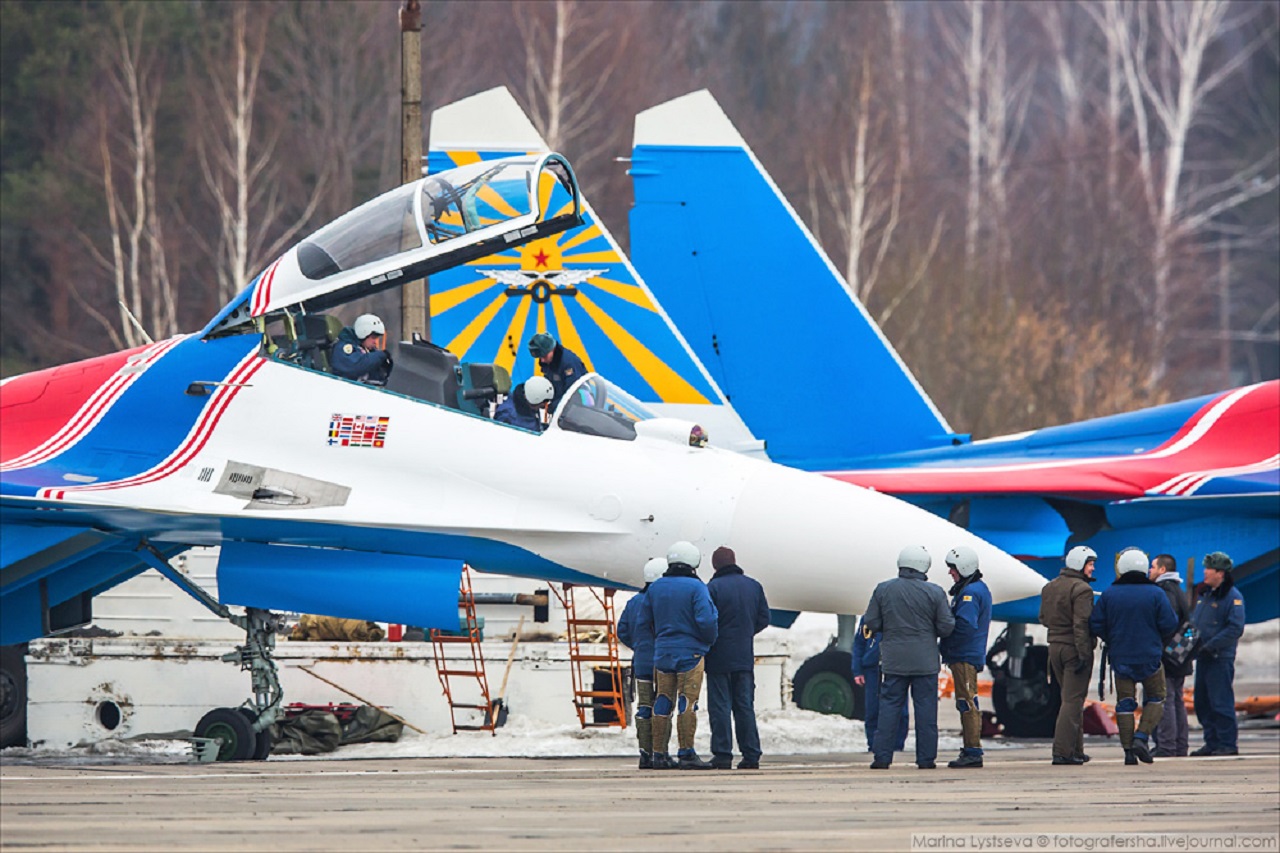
399,0 -> 428,342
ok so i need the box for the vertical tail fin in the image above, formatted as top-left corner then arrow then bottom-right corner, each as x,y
427,88 -> 763,453
629,90 -> 955,470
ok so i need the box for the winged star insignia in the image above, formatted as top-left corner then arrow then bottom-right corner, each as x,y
482,268 -> 608,304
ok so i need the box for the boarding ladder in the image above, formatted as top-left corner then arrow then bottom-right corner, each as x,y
430,565 -> 496,734
552,584 -> 629,729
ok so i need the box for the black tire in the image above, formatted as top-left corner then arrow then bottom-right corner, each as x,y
792,649 -> 865,720
195,707 -> 255,762
990,644 -> 1060,739
1,645 -> 28,748
237,707 -> 274,761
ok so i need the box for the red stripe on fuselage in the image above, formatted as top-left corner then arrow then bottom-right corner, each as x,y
828,382 -> 1280,499
0,347 -> 146,465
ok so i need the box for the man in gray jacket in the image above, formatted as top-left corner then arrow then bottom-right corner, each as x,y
864,545 -> 956,770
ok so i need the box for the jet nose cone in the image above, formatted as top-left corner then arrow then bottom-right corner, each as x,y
726,465 -> 1045,614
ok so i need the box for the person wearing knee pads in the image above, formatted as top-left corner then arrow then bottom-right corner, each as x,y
1090,547 -> 1178,764
939,545 -> 992,769
639,541 -> 719,770
617,557 -> 665,769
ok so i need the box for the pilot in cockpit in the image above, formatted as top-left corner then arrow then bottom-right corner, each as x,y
332,314 -> 394,386
494,376 -> 553,432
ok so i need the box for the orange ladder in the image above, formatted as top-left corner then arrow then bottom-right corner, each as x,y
553,583 -> 628,729
430,565 -> 496,734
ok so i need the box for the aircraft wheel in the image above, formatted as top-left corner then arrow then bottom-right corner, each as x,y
0,645 -> 28,748
195,707 -> 255,762
792,649 -> 865,719
238,707 -> 274,761
990,645 -> 1060,739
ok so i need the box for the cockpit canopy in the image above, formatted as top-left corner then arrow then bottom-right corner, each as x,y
203,153 -> 581,337
555,374 -> 655,441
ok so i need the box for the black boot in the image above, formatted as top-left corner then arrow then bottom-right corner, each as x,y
651,752 -> 675,770
1124,749 -> 1138,766
1131,739 -> 1154,764
677,750 -> 713,770
639,750 -> 653,770
948,753 -> 983,768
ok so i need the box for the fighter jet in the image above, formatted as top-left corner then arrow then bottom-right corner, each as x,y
0,150 -> 1044,756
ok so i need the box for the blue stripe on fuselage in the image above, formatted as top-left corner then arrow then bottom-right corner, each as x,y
0,335 -> 260,496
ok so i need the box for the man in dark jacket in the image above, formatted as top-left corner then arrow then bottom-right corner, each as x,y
639,540 -> 718,770
1090,548 -> 1178,764
1190,551 -> 1246,756
617,558 -> 666,769
527,332 -> 587,407
704,547 -> 771,770
939,545 -> 993,769
332,313 -> 392,384
863,545 -> 955,770
852,617 -> 908,753
493,377 -> 553,431
1039,545 -> 1098,765
1149,553 -> 1192,757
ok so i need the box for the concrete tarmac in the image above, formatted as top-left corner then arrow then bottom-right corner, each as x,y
2,738 -> 1278,852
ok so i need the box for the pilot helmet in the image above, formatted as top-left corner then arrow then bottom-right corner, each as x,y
524,376 -> 554,406
897,544 -> 931,573
643,557 -> 666,584
354,314 -> 385,340
1115,547 -> 1149,578
1065,545 -> 1098,572
528,332 -> 557,359
944,545 -> 979,578
666,540 -> 701,570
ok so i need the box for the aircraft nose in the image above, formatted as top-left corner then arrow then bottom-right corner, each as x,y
725,464 -> 1045,614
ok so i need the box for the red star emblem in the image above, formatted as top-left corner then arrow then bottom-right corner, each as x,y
532,249 -> 549,269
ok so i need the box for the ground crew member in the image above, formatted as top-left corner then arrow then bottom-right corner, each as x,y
332,314 -> 393,384
864,545 -> 955,770
639,541 -> 718,770
1190,551 -> 1246,756
1090,547 -> 1178,765
493,377 -> 554,431
527,332 -> 586,406
1039,545 -> 1098,765
705,547 -> 771,770
939,545 -> 992,769
851,616 -> 908,753
1149,553 -> 1192,756
617,557 -> 666,769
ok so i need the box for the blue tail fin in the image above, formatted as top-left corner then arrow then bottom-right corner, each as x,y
629,90 -> 955,470
426,88 -> 764,454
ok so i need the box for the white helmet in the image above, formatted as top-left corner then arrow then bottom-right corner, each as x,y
643,557 -> 666,584
666,540 -> 701,569
1065,545 -> 1098,572
353,314 -> 385,339
524,376 -> 554,406
945,545 -> 980,578
897,544 -> 931,573
1115,547 -> 1148,577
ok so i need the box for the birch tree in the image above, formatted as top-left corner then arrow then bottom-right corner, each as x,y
1090,0 -> 1279,387
76,3 -> 178,349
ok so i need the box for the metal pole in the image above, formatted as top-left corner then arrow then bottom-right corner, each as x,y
399,0 -> 428,343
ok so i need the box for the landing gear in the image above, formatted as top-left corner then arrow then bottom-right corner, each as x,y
1,644 -> 28,748
136,542 -> 283,761
792,648 -> 865,719
987,626 -> 1060,738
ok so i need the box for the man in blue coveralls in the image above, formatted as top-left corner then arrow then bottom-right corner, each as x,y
1090,547 -> 1178,765
332,314 -> 392,384
1190,551 -> 1246,756
639,541 -> 718,770
617,557 -> 666,769
939,545 -> 992,769
705,546 -> 771,770
852,617 -> 908,754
